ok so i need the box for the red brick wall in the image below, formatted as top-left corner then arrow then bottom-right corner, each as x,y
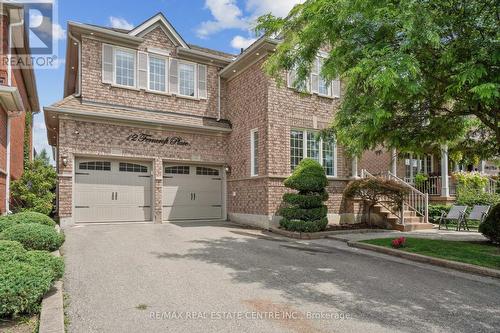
80,27 -> 224,119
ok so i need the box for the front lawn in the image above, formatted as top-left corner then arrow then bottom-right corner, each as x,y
361,238 -> 500,270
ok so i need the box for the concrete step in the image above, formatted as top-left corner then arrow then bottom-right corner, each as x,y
387,215 -> 425,223
393,223 -> 435,232
373,206 -> 416,217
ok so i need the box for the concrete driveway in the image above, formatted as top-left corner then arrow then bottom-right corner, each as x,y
62,222 -> 500,333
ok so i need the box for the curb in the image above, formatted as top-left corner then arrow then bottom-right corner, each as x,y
38,226 -> 65,333
348,241 -> 500,279
269,227 -> 389,240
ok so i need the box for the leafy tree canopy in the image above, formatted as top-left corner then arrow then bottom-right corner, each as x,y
256,0 -> 499,157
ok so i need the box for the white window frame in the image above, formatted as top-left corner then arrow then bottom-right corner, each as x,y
250,129 -> 259,177
287,55 -> 337,99
113,46 -> 137,88
148,54 -> 168,93
290,129 -> 337,177
177,60 -> 197,98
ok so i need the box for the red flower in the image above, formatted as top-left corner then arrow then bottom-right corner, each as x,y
391,237 -> 406,248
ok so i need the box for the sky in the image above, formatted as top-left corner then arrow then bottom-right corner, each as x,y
32,0 -> 303,162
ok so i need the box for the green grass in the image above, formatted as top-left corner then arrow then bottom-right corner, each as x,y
362,238 -> 500,269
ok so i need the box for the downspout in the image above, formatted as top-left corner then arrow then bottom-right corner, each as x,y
68,32 -> 82,97
217,73 -> 221,121
5,116 -> 11,214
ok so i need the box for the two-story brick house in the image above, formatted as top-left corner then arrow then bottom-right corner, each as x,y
45,13 -> 359,228
0,6 -> 40,214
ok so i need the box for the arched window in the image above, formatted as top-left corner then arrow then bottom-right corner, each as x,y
79,161 -> 111,171
164,166 -> 190,174
196,167 -> 219,176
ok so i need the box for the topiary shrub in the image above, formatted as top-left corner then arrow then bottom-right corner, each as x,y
22,251 -> 64,281
479,203 -> 500,244
0,212 -> 56,233
0,240 -> 27,263
0,261 -> 53,317
279,158 -> 329,232
0,223 -> 64,251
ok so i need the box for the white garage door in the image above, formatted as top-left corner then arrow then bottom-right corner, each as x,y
163,165 -> 223,220
74,159 -> 152,223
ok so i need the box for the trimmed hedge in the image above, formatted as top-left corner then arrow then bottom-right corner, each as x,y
428,204 -> 452,223
284,159 -> 328,192
479,203 -> 500,244
279,159 -> 329,232
0,261 -> 53,317
280,205 -> 328,221
280,217 -> 329,233
23,251 -> 64,281
0,240 -> 27,262
0,223 -> 64,251
0,212 -> 56,233
282,191 -> 329,208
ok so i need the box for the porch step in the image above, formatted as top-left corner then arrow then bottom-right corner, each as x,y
386,215 -> 425,223
373,206 -> 417,217
393,223 -> 435,232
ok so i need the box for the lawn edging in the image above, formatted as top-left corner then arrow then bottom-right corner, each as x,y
38,225 -> 65,333
269,227 -> 388,240
348,241 -> 500,279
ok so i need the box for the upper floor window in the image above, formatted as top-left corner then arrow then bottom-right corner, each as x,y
102,44 -> 207,99
290,129 -> 336,176
288,55 -> 340,98
179,62 -> 196,97
149,55 -> 167,92
115,49 -> 135,87
251,129 -> 259,176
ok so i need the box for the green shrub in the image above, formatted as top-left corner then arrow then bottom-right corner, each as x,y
428,205 -> 452,223
0,212 -> 56,233
280,205 -> 328,221
283,158 -> 328,192
279,158 -> 329,232
282,191 -> 329,208
23,251 -> 64,281
280,217 -> 329,233
0,261 -> 53,317
479,203 -> 500,244
0,223 -> 64,251
0,240 -> 27,263
456,189 -> 500,207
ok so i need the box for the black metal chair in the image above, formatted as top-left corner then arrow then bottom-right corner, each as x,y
459,205 -> 491,231
439,205 -> 467,230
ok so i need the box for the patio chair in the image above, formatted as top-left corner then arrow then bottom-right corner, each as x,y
438,205 -> 467,230
459,205 -> 491,231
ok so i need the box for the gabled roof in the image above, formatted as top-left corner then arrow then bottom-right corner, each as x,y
128,12 -> 188,48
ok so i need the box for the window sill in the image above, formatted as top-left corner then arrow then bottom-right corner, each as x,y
103,83 -> 208,101
288,88 -> 340,100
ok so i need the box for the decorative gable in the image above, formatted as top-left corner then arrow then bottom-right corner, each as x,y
128,13 -> 188,49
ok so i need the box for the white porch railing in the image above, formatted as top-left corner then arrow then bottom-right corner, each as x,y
361,170 -> 429,224
404,176 -> 456,196
486,177 -> 497,194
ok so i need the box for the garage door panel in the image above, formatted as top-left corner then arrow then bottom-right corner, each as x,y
163,164 -> 223,221
75,159 -> 152,223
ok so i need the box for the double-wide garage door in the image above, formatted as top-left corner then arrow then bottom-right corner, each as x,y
74,159 -> 223,223
74,159 -> 152,223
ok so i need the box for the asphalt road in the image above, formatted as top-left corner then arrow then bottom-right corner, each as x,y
62,221 -> 500,333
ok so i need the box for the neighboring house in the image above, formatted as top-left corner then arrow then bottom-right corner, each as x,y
359,148 -> 497,204
45,12 -> 366,229
0,6 -> 40,215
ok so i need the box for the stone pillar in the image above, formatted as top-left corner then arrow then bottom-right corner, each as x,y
440,144 -> 450,197
153,158 -> 163,223
391,148 -> 397,175
351,155 -> 359,178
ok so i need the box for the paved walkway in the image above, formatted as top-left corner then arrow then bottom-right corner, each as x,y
63,222 -> 499,333
326,228 -> 487,243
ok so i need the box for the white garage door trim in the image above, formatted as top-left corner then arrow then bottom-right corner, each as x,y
163,164 -> 223,221
74,159 -> 152,223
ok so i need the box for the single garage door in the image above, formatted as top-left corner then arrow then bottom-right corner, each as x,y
163,164 -> 223,220
74,159 -> 152,223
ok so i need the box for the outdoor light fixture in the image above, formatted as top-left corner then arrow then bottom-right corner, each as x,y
224,165 -> 231,174
62,156 -> 68,166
